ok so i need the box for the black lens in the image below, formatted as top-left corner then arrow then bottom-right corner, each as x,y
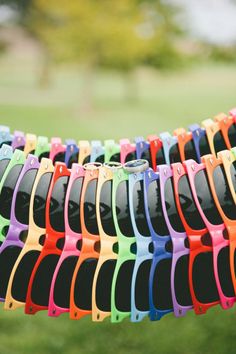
0,141 -> 11,148
15,169 -> 38,225
169,143 -> 181,164
68,153 -> 79,169
133,180 -> 150,236
96,259 -> 116,312
199,134 -> 211,156
184,140 -> 198,161
0,246 -> 22,298
31,254 -> 60,306
38,152 -> 50,162
230,161 -> 236,193
156,147 -> 165,166
49,176 -> 69,232
95,155 -> 104,163
152,258 -> 173,310
125,152 -> 136,163
11,250 -> 40,302
115,260 -> 135,312
228,123 -> 236,147
83,155 -> 91,164
178,175 -> 205,230
110,153 -> 120,162
164,177 -> 184,233
141,149 -> 151,165
135,260 -> 152,311
195,170 -> 222,225
0,159 -> 10,181
33,173 -> 53,228
147,180 -> 169,236
100,181 -> 116,236
174,255 -> 192,306
68,177 -> 83,233
192,252 -> 219,303
73,258 -> 98,310
84,180 -> 99,235
0,165 -> 23,219
213,165 -> 236,220
217,246 -> 234,297
213,131 -> 228,154
53,256 -> 78,308
116,181 -> 134,237
53,152 -> 65,164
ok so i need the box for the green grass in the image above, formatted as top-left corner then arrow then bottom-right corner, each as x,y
0,53 -> 236,354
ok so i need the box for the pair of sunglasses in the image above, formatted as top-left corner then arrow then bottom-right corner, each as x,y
0,155 -> 39,302
70,163 -> 101,320
104,140 -> 120,163
0,126 -> 13,148
90,140 -> 104,163
174,128 -> 199,163
148,135 -> 166,172
4,158 -> 54,311
25,162 -> 70,314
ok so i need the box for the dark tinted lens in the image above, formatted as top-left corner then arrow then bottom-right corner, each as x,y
84,179 -> 99,235
199,134 -> 211,156
169,143 -> 181,163
147,180 -> 169,236
192,252 -> 219,303
156,147 -> 165,166
53,152 -> 65,164
174,255 -> 192,306
152,258 -> 173,310
116,181 -> 134,236
133,180 -> 150,236
164,178 -> 184,233
228,124 -> 236,147
213,165 -> 236,220
68,177 -> 83,233
184,140 -> 198,161
100,181 -> 116,236
110,153 -> 120,162
179,175 -> 205,230
12,250 -> 40,302
230,161 -> 236,193
0,141 -> 11,148
15,169 -> 38,224
95,155 -> 104,163
0,159 -> 10,181
38,152 -> 50,162
218,246 -> 234,297
96,260 -> 116,312
49,176 -> 69,232
135,260 -> 151,311
141,148 -> 151,165
83,155 -> 91,164
0,246 -> 22,298
31,254 -> 60,306
67,153 -> 79,169
125,152 -> 136,163
33,173 -> 53,228
195,170 -> 222,225
0,164 -> 23,219
115,260 -> 134,312
214,131 -> 227,154
73,259 -> 98,310
54,256 -> 78,308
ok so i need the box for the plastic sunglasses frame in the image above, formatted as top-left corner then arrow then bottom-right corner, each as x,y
4,158 -> 54,311
49,137 -> 66,164
104,140 -> 120,163
214,113 -> 234,149
78,140 -> 91,165
147,135 -> 165,171
130,169 -> 152,322
11,131 -> 25,151
135,136 -> 150,162
160,131 -> 180,165
159,164 -> 193,317
92,163 -> 121,321
184,159 -> 234,310
174,128 -> 195,162
0,155 -> 40,302
34,136 -> 50,160
24,134 -> 37,157
203,150 -> 236,294
110,167 -> 136,323
0,126 -> 13,147
70,163 -> 100,320
90,140 -> 104,163
65,139 -> 79,168
120,138 -> 136,164
172,161 -> 220,315
201,118 -> 226,156
25,162 -> 70,314
48,163 -> 84,317
0,149 -> 26,244
144,168 -> 173,321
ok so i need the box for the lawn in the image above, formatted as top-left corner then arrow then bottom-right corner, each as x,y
0,53 -> 236,354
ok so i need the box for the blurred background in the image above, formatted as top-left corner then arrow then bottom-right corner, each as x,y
0,0 -> 235,353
